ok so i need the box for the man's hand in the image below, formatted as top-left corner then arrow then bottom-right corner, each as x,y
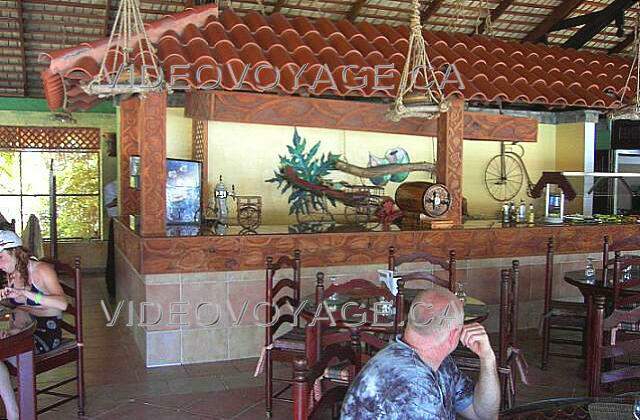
460,323 -> 494,361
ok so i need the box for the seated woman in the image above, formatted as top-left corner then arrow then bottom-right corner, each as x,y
0,230 -> 68,420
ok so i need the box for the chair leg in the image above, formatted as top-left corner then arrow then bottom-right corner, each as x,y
77,351 -> 85,416
266,349 -> 272,417
541,318 -> 550,370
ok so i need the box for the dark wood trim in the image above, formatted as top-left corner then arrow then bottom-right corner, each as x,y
477,0 -> 514,35
16,0 -> 26,96
346,0 -> 367,21
184,91 -> 538,143
114,221 -> 640,274
421,0 -> 445,25
609,32 -> 635,54
523,0 -> 582,43
272,0 -> 286,13
563,0 -> 637,50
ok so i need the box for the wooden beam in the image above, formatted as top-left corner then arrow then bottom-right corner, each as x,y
184,0 -> 195,8
103,0 -> 111,37
184,91 -> 539,143
16,0 -> 26,97
272,0 -> 286,13
563,0 -> 638,50
421,0 -> 445,25
610,32 -> 635,54
346,0 -> 367,22
477,0 -> 514,35
437,97 -> 464,226
523,0 -> 582,43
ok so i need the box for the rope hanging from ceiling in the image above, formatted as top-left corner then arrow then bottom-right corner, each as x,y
82,0 -> 164,98
385,0 -> 449,121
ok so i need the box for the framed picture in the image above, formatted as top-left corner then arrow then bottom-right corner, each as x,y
166,158 -> 202,225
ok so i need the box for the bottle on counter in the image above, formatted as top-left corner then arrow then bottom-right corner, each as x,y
527,203 -> 535,224
508,201 -> 515,223
502,202 -> 510,223
518,199 -> 526,223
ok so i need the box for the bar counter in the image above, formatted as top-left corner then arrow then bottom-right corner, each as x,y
113,218 -> 640,367
114,218 -> 640,275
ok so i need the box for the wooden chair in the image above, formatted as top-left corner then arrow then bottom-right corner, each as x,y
541,237 -> 587,369
265,250 -> 303,417
12,257 -> 85,415
454,260 -> 524,410
612,250 -> 640,314
589,298 -> 640,396
388,246 -> 457,292
292,326 -> 388,420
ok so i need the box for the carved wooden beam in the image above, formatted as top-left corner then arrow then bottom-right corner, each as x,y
477,0 -> 514,35
437,97 -> 464,225
16,0 -> 26,96
421,0 -> 445,25
346,0 -> 367,22
185,91 -> 538,143
119,97 -> 141,221
523,0 -> 582,43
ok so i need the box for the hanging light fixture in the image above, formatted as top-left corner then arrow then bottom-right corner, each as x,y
82,0 -> 164,98
608,14 -> 640,120
385,0 -> 449,122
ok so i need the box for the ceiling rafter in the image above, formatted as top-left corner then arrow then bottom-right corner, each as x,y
16,0 -> 27,96
346,0 -> 367,22
477,0 -> 515,35
272,0 -> 286,14
523,0 -> 582,43
610,32 -> 635,54
421,0 -> 445,25
103,0 -> 111,36
563,0 -> 638,50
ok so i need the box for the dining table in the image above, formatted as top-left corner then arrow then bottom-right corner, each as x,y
564,269 -> 640,396
500,395 -> 640,419
0,307 -> 37,420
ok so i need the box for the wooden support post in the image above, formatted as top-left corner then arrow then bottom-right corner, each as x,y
192,119 -> 209,217
119,97 -> 141,223
437,97 -> 464,226
139,91 -> 167,236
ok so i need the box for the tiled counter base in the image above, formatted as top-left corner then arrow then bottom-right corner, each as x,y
114,248 -> 632,367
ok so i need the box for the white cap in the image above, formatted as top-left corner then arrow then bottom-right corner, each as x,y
0,230 -> 22,252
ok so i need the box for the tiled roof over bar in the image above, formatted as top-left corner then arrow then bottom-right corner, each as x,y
41,4 -> 636,112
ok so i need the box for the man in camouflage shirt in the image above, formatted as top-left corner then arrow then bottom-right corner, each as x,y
341,288 -> 500,419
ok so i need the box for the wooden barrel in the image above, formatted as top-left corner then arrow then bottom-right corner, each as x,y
395,182 -> 451,217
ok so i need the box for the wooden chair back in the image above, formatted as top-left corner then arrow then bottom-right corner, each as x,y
542,237 -> 554,319
32,257 -> 84,415
321,275 -> 393,301
294,326 -> 388,420
590,300 -> 640,396
388,246 -> 457,292
611,250 -> 640,309
499,261 -> 520,368
265,250 -> 301,342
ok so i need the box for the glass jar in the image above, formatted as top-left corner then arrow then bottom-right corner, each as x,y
585,258 -> 596,283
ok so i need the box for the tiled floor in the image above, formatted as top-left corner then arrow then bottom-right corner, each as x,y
19,274 -> 593,419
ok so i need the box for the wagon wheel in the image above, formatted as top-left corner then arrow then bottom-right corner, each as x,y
484,154 -> 524,202
237,205 -> 261,230
295,195 -> 335,224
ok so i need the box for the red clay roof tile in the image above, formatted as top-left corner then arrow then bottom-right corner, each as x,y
40,4 -> 635,112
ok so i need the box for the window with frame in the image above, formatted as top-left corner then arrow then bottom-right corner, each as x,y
0,126 -> 101,240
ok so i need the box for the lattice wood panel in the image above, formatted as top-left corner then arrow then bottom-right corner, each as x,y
0,126 -> 100,150
193,120 -> 206,163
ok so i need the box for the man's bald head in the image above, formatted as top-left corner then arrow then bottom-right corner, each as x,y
406,288 -> 464,344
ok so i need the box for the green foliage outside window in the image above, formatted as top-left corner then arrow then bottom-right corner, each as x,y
0,151 -> 100,239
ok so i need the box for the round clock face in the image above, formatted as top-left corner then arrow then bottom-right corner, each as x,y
423,184 -> 451,217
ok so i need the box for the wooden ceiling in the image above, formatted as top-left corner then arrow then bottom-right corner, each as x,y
2,0 -> 640,100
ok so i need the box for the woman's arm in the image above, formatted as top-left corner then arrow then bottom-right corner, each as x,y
11,263 -> 68,311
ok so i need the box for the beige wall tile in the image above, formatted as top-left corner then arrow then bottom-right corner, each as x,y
146,330 -> 181,367
144,273 -> 180,285
228,325 -> 263,359
182,328 -> 228,363
180,281 -> 228,329
181,271 -> 226,283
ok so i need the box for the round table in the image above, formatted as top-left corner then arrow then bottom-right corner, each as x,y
0,307 -> 37,420
500,395 -> 639,419
564,269 -> 640,397
303,289 -> 489,326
